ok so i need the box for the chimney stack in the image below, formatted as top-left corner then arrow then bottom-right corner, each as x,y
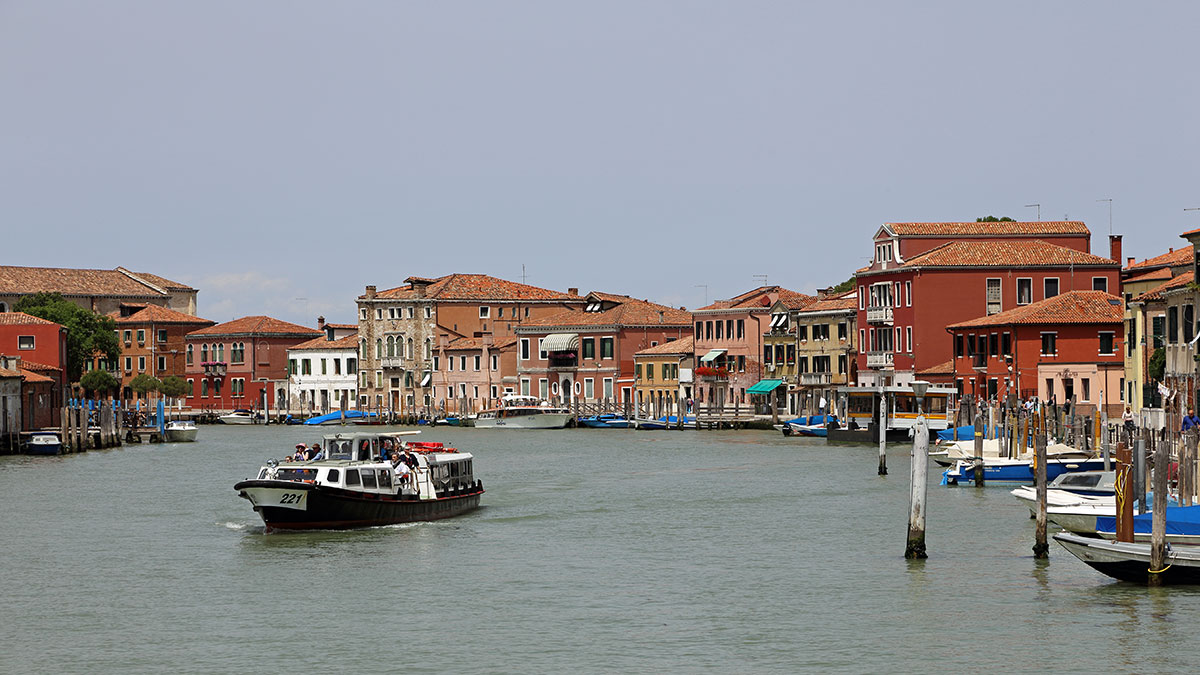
317,316 -> 326,330
1127,256 -> 1135,268
365,285 -> 377,299
568,287 -> 579,296
1109,234 -> 1123,265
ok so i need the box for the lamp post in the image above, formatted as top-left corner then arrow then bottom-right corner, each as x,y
911,379 -> 930,415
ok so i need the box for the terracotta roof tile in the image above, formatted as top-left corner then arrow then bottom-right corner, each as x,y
947,291 -> 1123,329
17,360 -> 61,372
187,316 -> 321,338
1133,271 -> 1194,303
886,221 -> 1089,236
0,266 -> 184,298
128,271 -> 195,291
634,335 -> 694,356
289,333 -> 360,351
521,297 -> 692,329
0,311 -> 59,326
18,368 -> 54,384
0,367 -> 21,378
902,241 -> 1118,268
798,292 -> 857,314
1125,247 -> 1194,271
1124,268 -> 1174,285
369,274 -> 581,302
916,359 -> 956,376
324,323 -> 358,330
697,286 -> 816,312
110,304 -> 213,326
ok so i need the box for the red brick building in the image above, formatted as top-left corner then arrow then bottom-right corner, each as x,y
185,316 -> 320,413
946,290 -> 1124,413
0,312 -> 67,418
96,304 -> 214,399
0,265 -> 197,316
692,286 -> 815,406
515,292 -> 692,406
854,221 -> 1121,388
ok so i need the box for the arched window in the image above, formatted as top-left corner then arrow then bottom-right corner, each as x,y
0,302 -> 8,312
186,344 -> 193,365
217,343 -> 224,362
360,339 -> 366,358
406,338 -> 413,360
424,338 -> 432,360
376,338 -> 383,359
386,336 -> 395,357
201,344 -> 208,362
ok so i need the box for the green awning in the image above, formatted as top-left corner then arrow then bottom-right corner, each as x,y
747,378 -> 784,394
700,349 -> 726,363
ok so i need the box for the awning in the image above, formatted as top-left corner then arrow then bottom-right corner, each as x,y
541,333 -> 580,352
700,349 -> 726,363
769,313 -> 788,328
419,372 -> 432,387
747,378 -> 785,394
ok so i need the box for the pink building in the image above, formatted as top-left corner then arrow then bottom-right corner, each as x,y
185,316 -> 321,413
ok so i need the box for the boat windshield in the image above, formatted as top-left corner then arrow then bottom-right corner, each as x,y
276,468 -> 318,482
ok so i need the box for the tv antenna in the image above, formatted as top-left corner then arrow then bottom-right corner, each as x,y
1096,198 -> 1112,235
752,274 -> 769,287
1024,203 -> 1040,221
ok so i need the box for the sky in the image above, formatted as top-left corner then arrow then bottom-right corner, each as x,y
2,1 -> 1198,326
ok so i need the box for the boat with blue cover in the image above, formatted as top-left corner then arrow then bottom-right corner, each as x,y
303,410 -> 380,426
941,456 -> 1109,485
22,431 -> 62,455
1091,505 -> 1200,545
781,415 -> 837,438
578,414 -> 631,429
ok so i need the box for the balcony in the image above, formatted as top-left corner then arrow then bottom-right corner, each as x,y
695,366 -> 729,381
548,354 -> 579,370
202,361 -> 227,378
866,306 -> 893,325
800,372 -> 832,385
381,356 -> 405,369
865,351 -> 893,369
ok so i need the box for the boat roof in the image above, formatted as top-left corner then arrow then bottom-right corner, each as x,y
320,430 -> 421,442
838,386 -> 957,395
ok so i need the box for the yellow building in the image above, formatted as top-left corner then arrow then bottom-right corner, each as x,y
1123,245 -> 1193,412
633,336 -> 693,418
788,291 -> 857,416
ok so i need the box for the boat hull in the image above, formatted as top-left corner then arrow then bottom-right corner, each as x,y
220,415 -> 258,425
475,413 -> 573,429
164,428 -> 198,442
234,480 -> 483,531
1055,532 -> 1200,584
942,458 -> 1109,485
24,441 -> 62,455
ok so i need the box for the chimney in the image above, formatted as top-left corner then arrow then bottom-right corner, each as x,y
1109,235 -> 1123,265
365,285 -> 377,299
1127,256 -> 1135,268
317,316 -> 326,330
658,310 -> 664,324
568,287 -> 579,296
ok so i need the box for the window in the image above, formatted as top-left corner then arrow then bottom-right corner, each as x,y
201,344 -> 208,362
1016,278 -> 1032,305
157,356 -> 165,371
1044,277 -> 1060,299
538,379 -> 548,400
906,327 -> 913,353
186,344 -> 193,364
985,278 -> 1001,315
813,324 -> 830,341
124,356 -> 132,372
302,359 -> 312,375
1041,332 -> 1057,356
17,335 -> 34,350
635,363 -> 643,379
424,307 -> 432,319
726,319 -> 733,339
1092,277 -> 1108,293
479,306 -> 490,318
695,321 -> 702,337
838,354 -> 847,374
538,338 -> 547,360
988,333 -> 998,357
954,334 -> 963,358
1001,332 -> 1011,356
1099,332 -> 1115,355
289,359 -> 297,376
321,359 -> 328,375
157,329 -> 167,343
1169,306 -> 1179,344
646,363 -> 654,381
715,321 -> 723,340
705,321 -> 713,340
447,356 -> 454,371
905,281 -> 911,307
603,378 -> 614,399
201,379 -> 208,397
737,319 -> 744,339
838,322 -> 847,340
796,325 -> 808,341
859,329 -> 865,351
1153,315 -> 1166,348
491,354 -> 498,370
334,359 -> 341,375
582,337 -> 595,359
1082,377 -> 1091,402
814,355 -> 831,373
737,355 -> 745,372
138,356 -> 146,372
520,378 -> 531,396
376,308 -> 383,320
123,330 -> 132,343
858,286 -> 865,310
137,329 -> 146,344
460,356 -> 467,371
601,337 -> 614,359
1185,305 -> 1195,344
473,355 -> 481,371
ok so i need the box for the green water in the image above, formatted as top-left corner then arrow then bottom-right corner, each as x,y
1,425 -> 1197,673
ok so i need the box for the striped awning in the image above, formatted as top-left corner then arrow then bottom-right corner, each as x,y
542,333 -> 580,352
420,372 -> 432,387
700,349 -> 726,363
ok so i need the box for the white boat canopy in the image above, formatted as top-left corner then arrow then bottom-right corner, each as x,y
700,349 -> 726,362
541,333 -> 580,352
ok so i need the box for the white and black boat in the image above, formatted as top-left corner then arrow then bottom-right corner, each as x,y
234,431 -> 483,531
164,419 -> 198,442
220,409 -> 262,425
474,395 -> 573,429
1055,531 -> 1200,584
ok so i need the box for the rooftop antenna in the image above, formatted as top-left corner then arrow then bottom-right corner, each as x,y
1097,198 -> 1112,235
752,274 -> 769,287
521,264 -> 527,285
694,284 -> 708,305
1024,203 -> 1040,221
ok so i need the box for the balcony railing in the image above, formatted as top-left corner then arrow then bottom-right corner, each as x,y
866,306 -> 893,324
202,361 -> 227,377
548,356 -> 578,370
865,351 -> 893,369
800,372 -> 832,385
380,356 -> 405,369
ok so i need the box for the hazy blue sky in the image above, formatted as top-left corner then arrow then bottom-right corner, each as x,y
3,2 -> 1197,325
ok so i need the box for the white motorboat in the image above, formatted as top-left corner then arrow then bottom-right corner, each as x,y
1010,470 -> 1117,513
1055,531 -> 1200,584
930,438 -> 1091,467
474,395 -> 573,429
22,431 -> 62,455
164,419 -> 198,442
219,409 -> 261,425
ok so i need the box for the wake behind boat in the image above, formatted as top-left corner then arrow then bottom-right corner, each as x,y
234,431 -> 483,531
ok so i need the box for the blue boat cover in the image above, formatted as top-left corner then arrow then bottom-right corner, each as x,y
937,426 -> 975,441
1095,505 -> 1200,536
303,410 -> 378,425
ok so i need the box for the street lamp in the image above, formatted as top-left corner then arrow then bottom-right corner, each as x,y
911,379 -> 930,416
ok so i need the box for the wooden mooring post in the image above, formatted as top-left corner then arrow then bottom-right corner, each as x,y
905,415 -> 929,559
972,408 -> 985,486
877,394 -> 887,476
1149,438 -> 1170,586
1115,442 -> 1134,542
1033,421 -> 1049,558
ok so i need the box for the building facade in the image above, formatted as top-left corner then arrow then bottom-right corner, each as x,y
0,266 -> 197,316
855,222 -> 1121,388
287,333 -> 359,416
355,274 -> 586,412
633,335 -> 694,417
97,304 -> 215,398
185,316 -> 321,413
430,335 -> 518,414
785,291 -> 857,416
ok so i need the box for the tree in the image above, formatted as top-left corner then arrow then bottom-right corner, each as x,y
830,275 -> 856,294
129,374 -> 162,398
159,375 -> 189,399
80,370 -> 119,397
14,292 -> 120,381
1149,348 -> 1165,382
976,216 -> 1015,222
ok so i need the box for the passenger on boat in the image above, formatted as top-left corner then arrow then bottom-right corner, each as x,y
290,443 -> 306,461
400,446 -> 418,469
390,451 -> 415,492
379,439 -> 394,461
309,443 -> 324,461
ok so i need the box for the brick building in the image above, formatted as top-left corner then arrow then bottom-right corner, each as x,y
946,290 -> 1124,414
94,304 -> 215,399
855,221 -> 1121,388
185,316 -> 321,413
0,266 -> 197,316
430,335 -> 519,414
356,274 -> 586,412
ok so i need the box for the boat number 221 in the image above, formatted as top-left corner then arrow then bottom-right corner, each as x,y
279,493 -> 303,504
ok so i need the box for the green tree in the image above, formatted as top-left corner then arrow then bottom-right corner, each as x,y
159,375 -> 189,399
80,370 -> 119,397
976,216 -> 1015,222
830,275 -> 856,294
1148,348 -> 1165,382
13,292 -> 120,381
129,374 -> 162,398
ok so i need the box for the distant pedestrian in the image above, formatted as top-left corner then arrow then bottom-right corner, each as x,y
1183,409 -> 1200,433
1123,406 -> 1136,433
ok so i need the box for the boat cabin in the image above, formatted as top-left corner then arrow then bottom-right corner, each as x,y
839,385 -> 957,432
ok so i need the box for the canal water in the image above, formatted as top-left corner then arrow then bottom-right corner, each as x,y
3,425 -> 1200,673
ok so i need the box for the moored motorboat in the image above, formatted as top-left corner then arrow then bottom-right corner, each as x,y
22,431 -> 62,455
1092,506 -> 1200,545
578,414 -> 631,429
632,417 -> 667,430
779,415 -> 835,438
474,395 -> 573,429
941,456 -> 1108,486
164,420 -> 198,442
220,409 -> 262,425
234,431 -> 483,531
303,410 -> 379,426
1055,531 -> 1200,584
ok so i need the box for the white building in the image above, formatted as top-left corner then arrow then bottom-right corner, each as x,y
286,327 -> 359,416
